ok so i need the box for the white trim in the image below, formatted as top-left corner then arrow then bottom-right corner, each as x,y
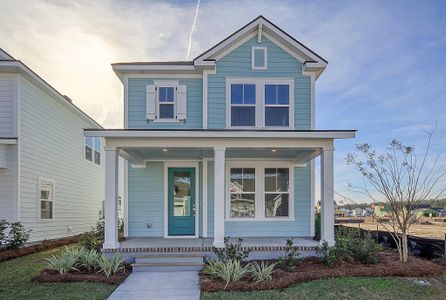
113,64 -> 196,71
124,76 -> 128,128
226,77 -> 294,129
252,47 -> 267,70
163,161 -> 199,238
213,147 -> 226,247
14,74 -> 20,222
310,159 -> 315,237
124,159 -> 129,237
202,158 -> 208,237
152,81 -> 179,122
225,161 -> 294,222
37,176 -> 55,221
124,74 -> 203,79
87,130 -> 354,140
257,23 -> 263,43
202,69 -> 216,129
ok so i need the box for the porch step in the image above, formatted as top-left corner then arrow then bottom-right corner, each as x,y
132,254 -> 205,272
134,254 -> 205,264
131,262 -> 204,272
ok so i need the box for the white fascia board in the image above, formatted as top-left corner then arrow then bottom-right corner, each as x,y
112,64 -> 197,72
85,130 -> 356,139
0,139 -> 17,145
0,61 -> 102,129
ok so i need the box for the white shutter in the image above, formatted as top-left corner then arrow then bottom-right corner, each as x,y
146,84 -> 156,120
176,85 -> 187,120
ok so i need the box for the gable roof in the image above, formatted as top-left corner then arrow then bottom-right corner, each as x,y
0,48 -> 102,128
112,15 -> 327,80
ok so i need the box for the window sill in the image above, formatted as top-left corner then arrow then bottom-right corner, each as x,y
225,126 -> 294,130
225,218 -> 295,222
151,119 -> 182,123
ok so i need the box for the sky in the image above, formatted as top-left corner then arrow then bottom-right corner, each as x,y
1,0 -> 445,205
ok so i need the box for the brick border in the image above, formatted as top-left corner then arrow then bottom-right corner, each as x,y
102,245 -> 317,253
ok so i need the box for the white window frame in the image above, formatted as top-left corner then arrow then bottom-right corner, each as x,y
225,161 -> 294,221
226,77 -> 294,129
264,84 -> 291,128
38,177 -> 55,221
252,46 -> 267,70
228,82 -> 258,128
228,167 -> 257,219
153,80 -> 180,122
85,137 -> 101,165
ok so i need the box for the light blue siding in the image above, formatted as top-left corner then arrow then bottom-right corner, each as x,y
128,162 -> 164,237
207,36 -> 311,129
128,78 -> 203,129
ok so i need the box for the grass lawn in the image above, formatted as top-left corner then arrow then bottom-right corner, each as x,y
201,276 -> 446,300
0,246 -> 117,300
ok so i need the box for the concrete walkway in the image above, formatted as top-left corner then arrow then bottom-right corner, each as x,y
107,271 -> 200,300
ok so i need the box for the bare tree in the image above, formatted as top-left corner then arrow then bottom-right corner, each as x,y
346,130 -> 446,263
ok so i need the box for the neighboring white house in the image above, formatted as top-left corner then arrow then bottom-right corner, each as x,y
0,49 -> 104,242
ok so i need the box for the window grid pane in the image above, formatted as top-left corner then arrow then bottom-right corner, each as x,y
265,107 -> 289,126
231,107 -> 255,126
159,87 -> 174,103
264,168 -> 289,218
230,168 -> 256,218
159,103 -> 174,119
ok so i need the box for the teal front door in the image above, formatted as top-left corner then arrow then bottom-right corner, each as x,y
168,167 -> 195,236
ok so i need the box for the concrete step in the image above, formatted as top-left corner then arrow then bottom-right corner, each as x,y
131,262 -> 204,272
134,254 -> 205,264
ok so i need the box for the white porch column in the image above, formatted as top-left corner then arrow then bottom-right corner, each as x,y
320,148 -> 335,246
213,146 -> 226,247
103,148 -> 120,249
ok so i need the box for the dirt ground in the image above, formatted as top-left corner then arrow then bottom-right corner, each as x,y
343,222 -> 446,240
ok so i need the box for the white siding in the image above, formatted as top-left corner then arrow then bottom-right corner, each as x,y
0,144 -> 17,221
0,75 -> 16,137
18,75 -> 104,242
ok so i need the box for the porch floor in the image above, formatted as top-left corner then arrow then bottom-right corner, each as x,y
113,237 -> 319,252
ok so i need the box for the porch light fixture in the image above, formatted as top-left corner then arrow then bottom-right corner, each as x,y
271,149 -> 277,152
162,149 -> 168,152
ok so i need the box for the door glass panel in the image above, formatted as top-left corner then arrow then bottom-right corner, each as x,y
172,171 -> 191,216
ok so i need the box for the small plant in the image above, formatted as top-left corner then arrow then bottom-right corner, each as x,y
0,219 -> 8,247
78,248 -> 101,272
213,237 -> 250,262
277,239 -> 300,271
250,261 -> 276,283
79,231 -> 100,252
45,250 -> 79,274
98,254 -> 125,277
93,219 -> 105,242
316,241 -> 338,267
203,259 -> 250,288
6,222 -> 30,249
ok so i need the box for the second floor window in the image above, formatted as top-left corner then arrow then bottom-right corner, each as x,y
158,87 -> 175,119
85,137 -> 101,165
230,84 -> 256,127
265,84 -> 290,126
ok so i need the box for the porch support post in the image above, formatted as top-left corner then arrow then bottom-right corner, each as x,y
213,146 -> 226,247
103,148 -> 120,249
320,148 -> 335,246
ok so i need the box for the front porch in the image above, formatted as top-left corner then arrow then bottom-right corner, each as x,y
84,129 -> 355,251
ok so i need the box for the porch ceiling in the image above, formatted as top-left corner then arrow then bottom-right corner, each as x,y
119,147 -> 320,166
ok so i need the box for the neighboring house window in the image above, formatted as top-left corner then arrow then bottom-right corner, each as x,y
39,178 -> 55,220
227,164 -> 293,220
85,137 -> 101,165
230,84 -> 256,126
265,84 -> 290,127
264,168 -> 290,217
252,47 -> 267,70
229,168 -> 256,218
158,86 -> 175,119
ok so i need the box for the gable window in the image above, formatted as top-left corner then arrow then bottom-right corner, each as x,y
264,168 -> 290,217
229,168 -> 256,218
85,137 -> 101,165
265,84 -> 290,126
252,47 -> 267,70
39,177 -> 55,220
158,86 -> 175,119
230,84 -> 256,126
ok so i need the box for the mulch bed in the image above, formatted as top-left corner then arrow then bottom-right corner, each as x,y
0,235 -> 81,263
34,266 -> 131,285
200,251 -> 446,292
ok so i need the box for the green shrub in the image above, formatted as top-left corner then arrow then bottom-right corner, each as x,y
79,231 -> 100,251
213,237 -> 250,262
98,254 -> 125,277
0,219 -> 8,246
250,261 -> 276,283
6,222 -> 30,249
93,219 -> 105,242
78,248 -> 101,272
45,248 -> 79,274
314,212 -> 321,240
277,239 -> 301,271
316,241 -> 338,267
203,260 -> 250,288
347,233 -> 383,264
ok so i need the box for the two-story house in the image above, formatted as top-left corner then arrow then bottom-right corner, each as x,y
86,16 -> 355,261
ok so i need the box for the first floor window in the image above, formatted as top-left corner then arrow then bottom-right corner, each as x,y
230,84 -> 256,126
264,168 -> 290,217
158,86 -> 175,119
229,168 -> 256,218
85,137 -> 101,165
39,178 -> 54,220
265,84 -> 290,127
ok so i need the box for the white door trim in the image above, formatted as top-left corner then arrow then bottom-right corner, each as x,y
163,161 -> 200,238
